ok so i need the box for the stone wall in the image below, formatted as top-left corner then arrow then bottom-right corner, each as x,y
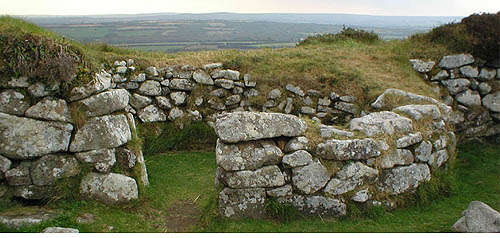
108,60 -> 360,127
410,54 -> 500,139
0,71 -> 148,205
215,106 -> 456,218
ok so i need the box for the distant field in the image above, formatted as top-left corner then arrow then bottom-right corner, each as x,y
33,19 -> 432,52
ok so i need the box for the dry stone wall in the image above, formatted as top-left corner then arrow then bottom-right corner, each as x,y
214,106 -> 456,219
0,70 -> 148,205
410,54 -> 500,139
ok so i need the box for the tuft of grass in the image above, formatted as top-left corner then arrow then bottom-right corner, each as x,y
264,198 -> 303,223
69,103 -> 88,130
298,27 -> 379,46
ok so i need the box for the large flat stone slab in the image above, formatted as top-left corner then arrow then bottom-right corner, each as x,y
69,114 -> 131,152
219,188 -> 266,219
277,195 -> 346,216
216,139 -> 283,171
72,89 -> 129,117
316,138 -> 381,160
215,112 -> 307,143
0,113 -> 73,159
80,172 -> 138,205
349,111 -> 413,136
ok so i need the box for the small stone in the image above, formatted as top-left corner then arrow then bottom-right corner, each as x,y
266,184 -> 293,197
482,92 -> 500,112
116,66 -> 127,74
195,97 -> 204,107
42,227 -> 79,233
0,89 -> 30,116
284,136 -> 309,153
292,161 -> 330,194
478,83 -> 492,95
285,84 -> 305,97
31,154 -> 80,186
268,89 -> 281,99
379,149 -> 415,169
112,74 -> 126,83
442,78 -> 470,95
431,70 -> 449,81
25,98 -> 72,123
130,73 -> 146,83
155,96 -> 172,109
478,68 -> 496,81
409,59 -> 435,73
352,189 -> 370,202
303,96 -> 314,106
319,125 -> 354,138
415,141 -> 433,163
75,149 -> 116,173
193,70 -> 214,85
301,106 -> 316,115
129,93 -> 152,110
170,78 -> 194,91
145,66 -> 158,77
5,161 -> 31,186
225,95 -> 241,106
138,105 -> 167,123
68,71 -> 111,101
452,201 -> 500,233
0,76 -> 29,88
138,80 -> 162,96
393,104 -> 441,121
170,91 -> 188,106
456,89 -> 481,107
339,95 -> 356,103
243,74 -> 256,88
318,97 -> 331,106
380,164 -> 431,195
307,90 -> 322,97
168,107 -> 184,121
396,132 -> 423,148
72,89 -> 130,117
438,54 -> 474,69
282,150 -> 314,168
215,79 -> 234,89
333,102 -> 359,114
459,66 -> 479,78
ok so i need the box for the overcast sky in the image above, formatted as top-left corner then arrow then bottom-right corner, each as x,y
0,0 -> 499,16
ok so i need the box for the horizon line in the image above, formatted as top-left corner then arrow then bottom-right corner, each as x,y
4,11 -> 466,18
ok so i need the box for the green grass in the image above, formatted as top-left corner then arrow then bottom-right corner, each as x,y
0,141 -> 498,233
0,151 -> 217,232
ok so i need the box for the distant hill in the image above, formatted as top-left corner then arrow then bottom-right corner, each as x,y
16,13 -> 463,52
24,12 -> 462,28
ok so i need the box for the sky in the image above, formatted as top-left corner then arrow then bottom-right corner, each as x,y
0,0 -> 499,16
